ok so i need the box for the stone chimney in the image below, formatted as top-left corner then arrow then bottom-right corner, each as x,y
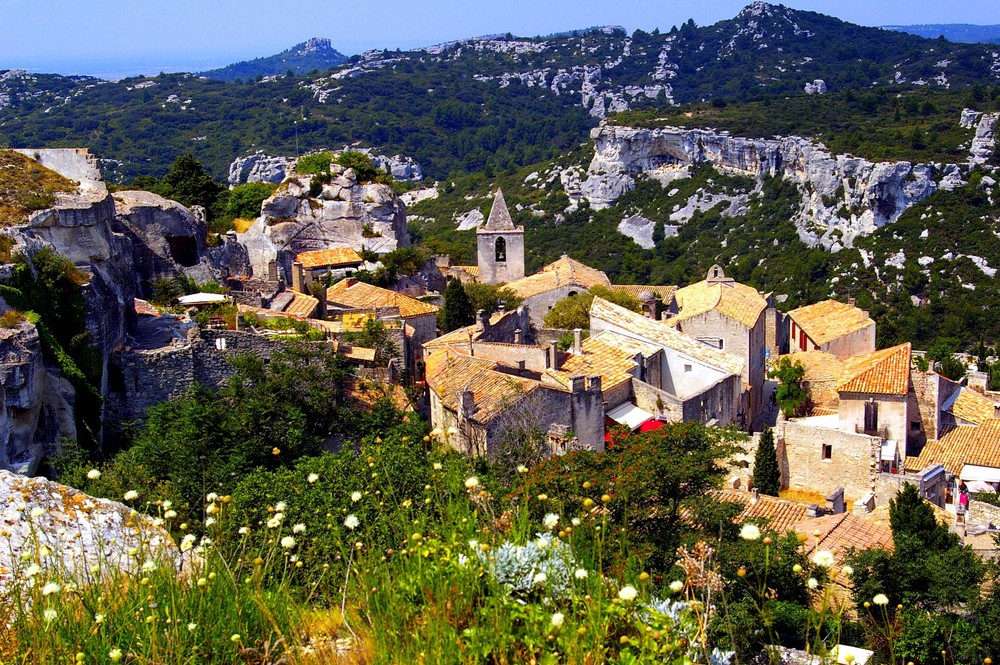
750,488 -> 760,503
853,493 -> 876,515
806,503 -> 820,518
826,487 -> 845,515
994,403 -> 1000,419
460,387 -> 475,418
291,261 -> 305,293
588,375 -> 601,392
514,328 -> 522,345
476,309 -> 487,333
547,342 -> 559,370
572,328 -> 583,355
267,259 -> 278,282
570,375 -> 586,394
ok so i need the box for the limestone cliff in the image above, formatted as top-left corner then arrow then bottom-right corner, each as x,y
228,149 -> 423,186
238,166 -> 410,279
581,115 -> 997,249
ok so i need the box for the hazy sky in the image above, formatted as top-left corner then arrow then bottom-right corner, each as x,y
3,0 -> 999,78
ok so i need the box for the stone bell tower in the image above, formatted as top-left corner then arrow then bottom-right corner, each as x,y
477,189 -> 524,284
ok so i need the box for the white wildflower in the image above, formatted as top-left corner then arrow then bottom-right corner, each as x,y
542,513 -> 559,530
464,476 -> 479,489
533,572 -> 547,586
280,536 -> 296,549
164,510 -> 177,519
873,593 -> 889,606
274,501 -> 286,512
180,534 -> 196,552
574,568 -> 589,580
670,580 -> 685,593
43,608 -> 57,623
307,473 -> 319,483
238,526 -> 250,535
206,492 -> 219,502
123,491 -> 139,501
351,491 -> 362,502
204,517 -> 216,527
87,469 -> 101,480
812,550 -> 835,568
41,582 -> 61,596
24,564 -> 40,578
739,523 -> 761,541
551,612 -> 565,628
293,523 -> 306,534
29,506 -> 45,519
808,578 -> 819,589
618,585 -> 638,601
344,514 -> 359,530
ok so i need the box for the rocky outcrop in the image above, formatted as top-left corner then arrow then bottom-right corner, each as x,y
0,324 -> 75,474
0,470 -> 178,598
112,190 -> 220,296
585,123 -> 961,248
1,150 -> 136,471
969,112 -> 999,165
238,167 -> 410,279
228,150 -> 424,186
228,151 -> 295,186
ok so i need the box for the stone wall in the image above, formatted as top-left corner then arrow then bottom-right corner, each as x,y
14,148 -> 103,190
967,499 -> 1000,527
104,328 -> 324,443
631,377 -> 684,421
765,307 -> 786,357
524,286 -> 588,327
779,420 -> 879,503
478,307 -> 534,345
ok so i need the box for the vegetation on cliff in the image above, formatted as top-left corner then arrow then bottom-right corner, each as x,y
0,150 -> 77,224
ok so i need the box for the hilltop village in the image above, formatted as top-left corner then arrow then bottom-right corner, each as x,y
2,145 -> 1000,662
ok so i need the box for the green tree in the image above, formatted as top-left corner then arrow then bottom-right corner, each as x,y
752,427 -> 780,496
463,282 -> 524,318
542,286 -> 641,330
889,482 -> 956,551
158,154 -> 225,212
769,358 -> 808,418
439,278 -> 474,332
340,318 -> 399,363
223,182 -> 276,220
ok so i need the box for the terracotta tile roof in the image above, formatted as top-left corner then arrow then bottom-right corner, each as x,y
590,297 -> 745,377
327,279 -> 439,318
133,298 -> 160,317
281,289 -> 320,319
836,343 -> 911,395
666,279 -> 767,329
506,255 -> 610,299
714,489 -> 812,534
295,247 -> 363,269
331,341 -> 377,362
425,346 -> 543,424
422,324 -> 479,351
608,285 -> 678,301
914,420 -> 1000,475
555,335 -> 642,393
946,388 -> 998,426
787,300 -> 875,347
456,265 -> 479,277
589,330 -> 662,359
795,512 -> 894,585
345,377 -> 413,412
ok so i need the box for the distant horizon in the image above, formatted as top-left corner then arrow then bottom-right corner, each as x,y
3,1 -> 1000,80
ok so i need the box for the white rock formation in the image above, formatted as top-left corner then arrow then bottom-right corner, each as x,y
969,112 -> 999,165
228,151 -> 294,186
618,215 -> 657,249
0,470 -> 178,598
238,168 -> 410,279
455,208 -> 485,231
804,79 -> 827,95
585,123 -> 961,248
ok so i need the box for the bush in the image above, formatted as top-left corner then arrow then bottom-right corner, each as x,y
293,151 -> 333,175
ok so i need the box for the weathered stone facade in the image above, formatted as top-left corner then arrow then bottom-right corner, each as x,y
778,419 -> 880,503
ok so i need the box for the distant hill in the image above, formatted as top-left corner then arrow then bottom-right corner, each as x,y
884,24 -> 1000,44
200,38 -> 348,81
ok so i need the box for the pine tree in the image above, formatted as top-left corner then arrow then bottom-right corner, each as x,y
889,482 -> 956,551
440,278 -> 474,332
753,427 -> 781,496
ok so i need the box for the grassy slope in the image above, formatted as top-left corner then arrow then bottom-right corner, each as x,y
0,150 -> 77,224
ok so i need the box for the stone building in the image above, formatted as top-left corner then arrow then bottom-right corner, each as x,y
589,297 -> 745,427
663,265 -> 769,422
505,255 -> 611,327
425,346 -> 605,457
476,190 -> 525,284
787,299 -> 875,357
295,247 -> 364,281
326,278 -> 438,368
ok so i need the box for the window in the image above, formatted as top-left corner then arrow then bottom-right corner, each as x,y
684,364 -> 693,373
495,237 -> 506,262
822,444 -> 832,460
911,421 -> 921,431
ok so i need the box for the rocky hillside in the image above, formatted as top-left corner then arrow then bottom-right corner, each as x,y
200,37 -> 349,81
1,3 -> 998,181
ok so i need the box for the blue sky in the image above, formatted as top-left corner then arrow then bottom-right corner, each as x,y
2,0 -> 999,78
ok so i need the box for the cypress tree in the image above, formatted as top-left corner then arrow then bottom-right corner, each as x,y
440,278 -> 474,332
753,427 -> 781,496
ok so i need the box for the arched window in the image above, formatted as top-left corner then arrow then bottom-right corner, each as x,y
495,237 -> 507,262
